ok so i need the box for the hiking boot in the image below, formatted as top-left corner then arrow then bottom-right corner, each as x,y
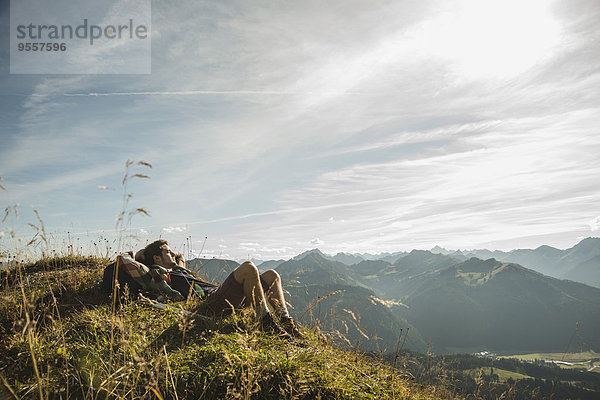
280,316 -> 304,339
260,313 -> 292,340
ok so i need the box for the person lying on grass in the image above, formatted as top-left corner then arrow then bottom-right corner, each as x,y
119,239 -> 302,340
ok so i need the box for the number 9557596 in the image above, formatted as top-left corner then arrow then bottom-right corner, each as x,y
18,42 -> 67,51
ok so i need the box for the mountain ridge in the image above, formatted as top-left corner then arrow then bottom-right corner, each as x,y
395,257 -> 600,352
254,237 -> 599,287
187,238 -> 600,354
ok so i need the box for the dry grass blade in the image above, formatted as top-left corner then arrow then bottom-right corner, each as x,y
299,290 -> 344,321
32,209 -> 43,224
393,329 -> 403,369
146,386 -> 164,400
115,210 -> 124,222
0,371 -> 20,400
163,345 -> 179,400
136,208 -> 151,217
131,174 -> 151,179
26,231 -> 39,246
137,161 -> 153,168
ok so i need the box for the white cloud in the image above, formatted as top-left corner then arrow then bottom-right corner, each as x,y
162,226 -> 187,234
240,242 -> 259,252
243,109 -> 600,253
310,238 -> 324,246
260,246 -> 293,254
589,216 -> 600,232
139,228 -> 149,235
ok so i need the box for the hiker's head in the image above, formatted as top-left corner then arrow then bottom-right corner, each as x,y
144,240 -> 177,268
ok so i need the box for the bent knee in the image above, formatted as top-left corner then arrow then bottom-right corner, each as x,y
234,261 -> 260,280
240,260 -> 255,266
261,269 -> 280,284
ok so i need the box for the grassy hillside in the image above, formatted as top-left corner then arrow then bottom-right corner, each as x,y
0,256 -> 453,399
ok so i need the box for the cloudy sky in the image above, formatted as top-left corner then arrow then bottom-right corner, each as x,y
1,0 -> 599,261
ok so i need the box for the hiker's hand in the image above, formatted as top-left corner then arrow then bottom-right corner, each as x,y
135,249 -> 146,263
175,253 -> 185,267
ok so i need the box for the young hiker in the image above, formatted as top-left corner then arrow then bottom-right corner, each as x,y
138,239 -> 303,339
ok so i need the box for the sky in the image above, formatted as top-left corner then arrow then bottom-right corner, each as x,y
1,0 -> 599,261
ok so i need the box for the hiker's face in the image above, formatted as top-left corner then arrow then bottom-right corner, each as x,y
157,246 -> 177,267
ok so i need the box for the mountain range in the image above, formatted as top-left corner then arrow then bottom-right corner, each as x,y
190,238 -> 600,354
276,251 -> 426,352
252,237 -> 600,288
450,237 -> 600,287
394,257 -> 600,352
187,258 -> 240,284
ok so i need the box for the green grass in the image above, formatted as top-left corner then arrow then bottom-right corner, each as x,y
464,367 -> 532,383
501,351 -> 600,363
0,256 -> 456,399
500,351 -> 600,374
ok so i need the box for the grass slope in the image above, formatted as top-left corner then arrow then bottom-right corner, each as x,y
0,256 -> 453,399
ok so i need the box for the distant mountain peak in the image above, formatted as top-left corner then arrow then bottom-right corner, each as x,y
535,244 -> 560,251
292,248 -> 328,260
453,258 -> 511,286
457,257 -> 500,271
409,249 -> 432,255
430,245 -> 451,255
331,252 -> 365,265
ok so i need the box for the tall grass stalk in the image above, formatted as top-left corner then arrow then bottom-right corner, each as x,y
163,345 -> 179,400
0,371 -> 19,400
299,289 -> 344,322
108,159 -> 153,392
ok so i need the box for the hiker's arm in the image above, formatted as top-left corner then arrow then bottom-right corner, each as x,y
118,253 -> 183,301
152,280 -> 184,301
147,265 -> 185,301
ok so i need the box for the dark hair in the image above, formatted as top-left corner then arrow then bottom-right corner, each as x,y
143,239 -> 169,266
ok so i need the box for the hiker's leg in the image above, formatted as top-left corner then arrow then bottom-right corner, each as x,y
261,269 -> 303,338
232,261 -> 269,317
260,269 -> 290,319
